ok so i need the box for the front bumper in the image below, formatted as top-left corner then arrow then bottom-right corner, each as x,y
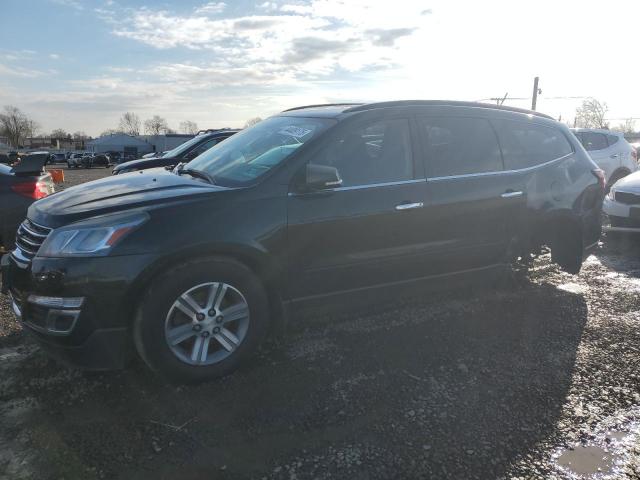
1,252 -> 156,370
602,196 -> 640,233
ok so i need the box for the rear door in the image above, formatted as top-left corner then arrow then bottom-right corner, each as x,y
286,116 -> 430,299
415,115 -> 525,272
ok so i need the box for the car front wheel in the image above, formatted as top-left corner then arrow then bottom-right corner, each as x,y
133,257 -> 269,383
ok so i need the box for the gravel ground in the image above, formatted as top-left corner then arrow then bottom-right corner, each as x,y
2,167 -> 640,479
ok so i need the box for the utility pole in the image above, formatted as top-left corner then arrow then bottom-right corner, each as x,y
531,76 -> 540,111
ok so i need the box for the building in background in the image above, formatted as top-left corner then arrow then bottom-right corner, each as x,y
138,134 -> 194,155
87,133 -> 153,159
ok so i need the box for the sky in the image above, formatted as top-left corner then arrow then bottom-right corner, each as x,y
1,0 -> 639,137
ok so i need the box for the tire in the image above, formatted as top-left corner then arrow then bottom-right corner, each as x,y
551,222 -> 583,274
133,257 -> 270,383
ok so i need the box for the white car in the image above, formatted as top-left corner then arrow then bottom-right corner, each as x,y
66,153 -> 84,168
603,170 -> 640,233
572,129 -> 637,189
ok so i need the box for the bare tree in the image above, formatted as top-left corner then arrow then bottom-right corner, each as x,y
144,115 -> 170,135
179,120 -> 199,134
244,117 -> 262,128
118,112 -> 141,136
73,131 -> 90,140
575,98 -> 609,129
613,118 -> 636,134
51,128 -> 70,138
100,128 -> 121,136
0,105 -> 34,147
25,119 -> 40,138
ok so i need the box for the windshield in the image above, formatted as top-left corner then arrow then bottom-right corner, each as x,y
164,135 -> 210,158
187,116 -> 335,187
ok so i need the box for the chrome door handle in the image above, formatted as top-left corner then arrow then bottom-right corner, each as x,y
501,191 -> 523,198
395,202 -> 424,211
610,154 -> 619,159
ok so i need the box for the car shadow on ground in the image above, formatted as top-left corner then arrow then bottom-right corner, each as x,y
2,278 -> 587,479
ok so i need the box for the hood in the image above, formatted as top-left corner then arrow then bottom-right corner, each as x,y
29,168 -> 229,228
612,171 -> 640,192
113,156 -> 176,172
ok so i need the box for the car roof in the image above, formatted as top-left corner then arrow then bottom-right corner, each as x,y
279,100 -> 554,120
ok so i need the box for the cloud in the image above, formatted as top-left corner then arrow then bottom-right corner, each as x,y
49,0 -> 83,10
365,28 -> 416,47
0,63 -> 47,78
49,53 -> 60,60
194,2 -> 226,15
282,37 -> 355,64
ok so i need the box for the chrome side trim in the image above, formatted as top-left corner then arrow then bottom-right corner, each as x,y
20,223 -> 48,238
288,178 -> 425,196
427,152 -> 574,182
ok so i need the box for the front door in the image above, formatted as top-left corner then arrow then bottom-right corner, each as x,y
286,117 -> 429,300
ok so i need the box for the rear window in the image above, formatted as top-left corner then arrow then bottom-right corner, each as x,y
493,120 -> 573,170
607,134 -> 619,147
574,131 -> 608,151
418,116 -> 502,177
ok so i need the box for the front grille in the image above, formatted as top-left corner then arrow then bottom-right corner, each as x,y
614,191 -> 640,205
14,219 -> 52,261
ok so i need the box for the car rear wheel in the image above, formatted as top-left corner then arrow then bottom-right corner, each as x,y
133,257 -> 269,383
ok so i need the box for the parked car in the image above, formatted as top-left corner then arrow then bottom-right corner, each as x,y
48,153 -> 67,164
571,129 -> 637,190
1,101 -> 604,382
67,153 -> 83,168
81,153 -> 110,169
112,129 -> 238,174
602,170 -> 640,234
0,153 -> 54,253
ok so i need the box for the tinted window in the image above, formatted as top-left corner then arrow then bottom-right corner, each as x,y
576,131 -> 608,151
185,137 -> 220,160
607,135 -> 619,147
494,120 -> 573,170
310,118 -> 413,187
418,117 -> 502,177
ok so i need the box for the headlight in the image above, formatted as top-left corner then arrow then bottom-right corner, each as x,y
38,211 -> 148,257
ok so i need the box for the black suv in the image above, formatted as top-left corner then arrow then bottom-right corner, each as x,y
1,101 -> 604,382
111,129 -> 238,175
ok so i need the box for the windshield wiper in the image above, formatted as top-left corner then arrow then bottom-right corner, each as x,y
174,163 -> 216,185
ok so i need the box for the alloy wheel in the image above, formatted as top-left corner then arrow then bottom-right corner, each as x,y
164,282 -> 250,366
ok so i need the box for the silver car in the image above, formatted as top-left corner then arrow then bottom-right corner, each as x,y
603,171 -> 640,233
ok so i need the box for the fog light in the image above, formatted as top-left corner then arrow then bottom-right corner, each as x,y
47,309 -> 81,334
27,295 -> 84,309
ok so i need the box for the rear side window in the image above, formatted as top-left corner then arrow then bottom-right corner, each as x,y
310,118 -> 413,187
607,135 -> 619,147
418,117 -> 502,177
493,120 -> 573,170
575,131 -> 608,151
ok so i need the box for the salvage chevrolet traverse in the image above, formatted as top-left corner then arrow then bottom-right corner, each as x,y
1,101 -> 605,382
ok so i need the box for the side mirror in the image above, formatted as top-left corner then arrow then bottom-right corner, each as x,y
305,164 -> 343,191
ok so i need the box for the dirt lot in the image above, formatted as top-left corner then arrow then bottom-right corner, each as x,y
2,167 -> 640,479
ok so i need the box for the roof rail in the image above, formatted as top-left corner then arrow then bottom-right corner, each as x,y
196,128 -> 233,135
282,103 -> 363,112
343,100 -> 554,120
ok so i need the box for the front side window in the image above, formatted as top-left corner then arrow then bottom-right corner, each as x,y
575,131 -> 608,151
187,116 -> 335,187
418,117 -> 502,177
309,118 -> 413,187
494,120 -> 573,170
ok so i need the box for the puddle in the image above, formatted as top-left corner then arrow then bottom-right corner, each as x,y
557,445 -> 614,476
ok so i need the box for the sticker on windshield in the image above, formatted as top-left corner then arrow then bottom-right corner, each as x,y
278,126 -> 312,138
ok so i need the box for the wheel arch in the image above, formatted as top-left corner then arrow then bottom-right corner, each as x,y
124,244 -> 287,334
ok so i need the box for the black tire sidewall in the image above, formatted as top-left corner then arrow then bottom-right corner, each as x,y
134,258 -> 269,383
